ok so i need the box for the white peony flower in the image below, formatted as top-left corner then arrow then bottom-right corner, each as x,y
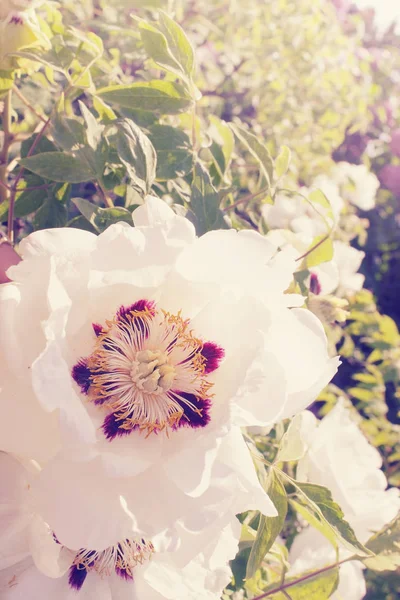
0,452 -> 240,600
288,401 -> 400,599
333,162 -> 380,211
289,528 -> 366,600
0,196 -> 339,549
262,175 -> 343,241
296,401 -> 400,542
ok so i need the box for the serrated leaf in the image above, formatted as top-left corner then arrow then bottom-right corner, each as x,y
98,81 -> 193,114
246,469 -> 288,579
72,197 -> 133,233
363,515 -> 400,571
275,145 -> 291,179
116,119 -> 156,196
263,566 -> 339,600
230,123 -> 273,188
291,482 -> 371,557
304,235 -> 334,268
19,152 -> 94,184
148,125 -> 193,180
189,162 -> 229,235
139,11 -> 195,84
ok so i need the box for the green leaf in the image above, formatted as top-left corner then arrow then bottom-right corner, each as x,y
308,189 -> 333,222
189,162 -> 229,235
275,145 -> 291,179
291,482 -> 371,557
78,101 -> 104,151
148,125 -> 193,180
51,113 -> 87,152
263,566 -> 339,600
139,11 -> 195,83
19,152 -> 94,184
14,188 -> 46,218
209,115 -> 235,178
33,184 -> 70,230
364,515 -> 400,572
116,119 -> 157,196
230,123 -> 273,188
246,469 -> 288,579
97,81 -> 193,114
67,215 -> 98,234
304,235 -> 334,268
21,135 -> 57,158
93,96 -> 117,123
0,70 -> 15,97
72,197 -> 133,233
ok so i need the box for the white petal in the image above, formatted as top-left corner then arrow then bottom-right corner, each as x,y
29,515 -> 72,578
18,228 -> 96,260
31,457 -> 139,551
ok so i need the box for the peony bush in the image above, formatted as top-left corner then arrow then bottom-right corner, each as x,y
0,1 -> 399,599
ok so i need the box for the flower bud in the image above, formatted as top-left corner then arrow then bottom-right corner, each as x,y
0,10 -> 49,71
308,294 -> 349,324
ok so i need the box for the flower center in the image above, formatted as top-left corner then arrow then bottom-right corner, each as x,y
68,537 -> 154,591
130,350 -> 176,393
72,299 -> 225,440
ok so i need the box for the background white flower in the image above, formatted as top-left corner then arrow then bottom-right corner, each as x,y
289,528 -> 367,600
332,162 -> 380,211
296,401 -> 400,542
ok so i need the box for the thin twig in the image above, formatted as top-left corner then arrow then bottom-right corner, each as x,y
0,90 -> 13,203
12,86 -> 48,124
222,185 -> 270,212
96,182 -> 114,208
8,117 -> 51,242
251,559 -> 349,600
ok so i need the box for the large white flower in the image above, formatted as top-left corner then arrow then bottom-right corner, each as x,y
289,528 -> 366,600
296,401 -> 400,542
0,196 -> 339,548
0,452 -> 239,600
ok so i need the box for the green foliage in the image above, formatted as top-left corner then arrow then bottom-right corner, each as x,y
290,481 -> 370,557
189,162 -> 229,235
261,567 -> 339,600
364,515 -> 400,572
246,469 -> 288,579
97,81 -> 193,114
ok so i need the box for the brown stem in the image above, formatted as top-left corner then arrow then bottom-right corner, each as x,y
295,234 -> 330,263
96,182 -> 114,208
0,90 -> 13,204
8,117 -> 51,242
13,86 -> 48,124
222,185 -> 270,212
251,559 -> 348,600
